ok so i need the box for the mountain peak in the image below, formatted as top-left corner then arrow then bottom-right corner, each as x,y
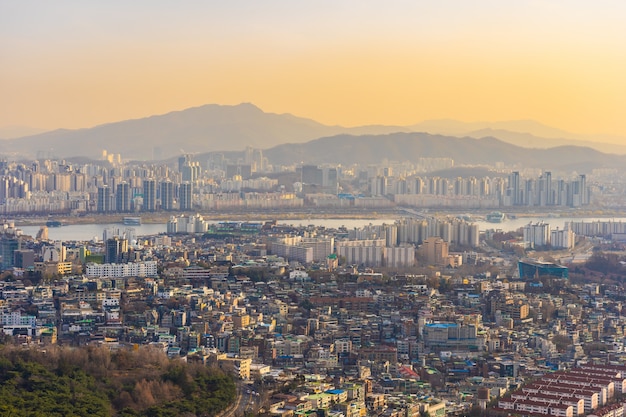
5,104 -> 625,160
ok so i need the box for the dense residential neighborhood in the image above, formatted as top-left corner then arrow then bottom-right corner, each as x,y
0,150 -> 625,416
4,1 -> 626,415
3,199 -> 626,416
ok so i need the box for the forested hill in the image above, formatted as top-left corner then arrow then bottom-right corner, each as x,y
0,345 -> 235,416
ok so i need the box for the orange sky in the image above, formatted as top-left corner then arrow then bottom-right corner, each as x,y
2,1 -> 626,139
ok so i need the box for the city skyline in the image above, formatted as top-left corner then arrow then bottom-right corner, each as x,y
2,1 -> 626,140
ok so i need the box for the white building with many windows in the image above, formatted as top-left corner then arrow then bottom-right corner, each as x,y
85,261 -> 157,278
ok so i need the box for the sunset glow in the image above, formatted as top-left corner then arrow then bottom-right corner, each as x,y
2,1 -> 626,139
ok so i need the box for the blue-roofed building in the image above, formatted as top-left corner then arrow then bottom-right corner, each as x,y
324,389 -> 348,403
518,259 -> 568,279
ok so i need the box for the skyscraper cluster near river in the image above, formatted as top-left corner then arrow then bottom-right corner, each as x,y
0,150 -> 594,215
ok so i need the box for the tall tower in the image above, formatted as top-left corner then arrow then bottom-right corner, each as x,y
179,182 -> 193,211
371,176 -> 387,196
116,182 -> 131,212
178,154 -> 191,173
413,177 -> 423,194
0,234 -> 20,270
160,181 -> 174,211
545,171 -> 553,205
105,237 -> 128,264
143,179 -> 156,212
0,177 -> 9,204
97,185 -> 111,213
509,171 -> 520,205
579,174 -> 588,205
181,161 -> 200,183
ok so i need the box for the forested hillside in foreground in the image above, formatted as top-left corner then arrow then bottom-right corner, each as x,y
0,345 -> 236,416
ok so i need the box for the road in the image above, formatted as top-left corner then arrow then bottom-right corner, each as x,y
219,384 -> 256,417
554,239 -> 594,265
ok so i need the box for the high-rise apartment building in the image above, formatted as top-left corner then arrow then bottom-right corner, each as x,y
508,171 -> 521,205
179,182 -> 193,211
523,222 -> 551,248
160,181 -> 174,211
97,185 -> 112,213
181,161 -> 200,183
142,179 -> 156,212
550,226 -> 575,249
116,182 -> 131,212
370,176 -> 387,196
421,237 -> 448,266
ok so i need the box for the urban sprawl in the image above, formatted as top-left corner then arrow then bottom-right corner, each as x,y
2,150 -> 626,417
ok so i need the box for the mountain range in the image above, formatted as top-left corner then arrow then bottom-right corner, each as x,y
263,133 -> 624,170
1,103 -> 624,169
0,103 -> 403,160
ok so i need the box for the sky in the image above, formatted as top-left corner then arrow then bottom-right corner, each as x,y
2,1 -> 626,139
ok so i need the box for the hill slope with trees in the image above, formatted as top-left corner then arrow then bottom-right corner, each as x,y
0,345 -> 235,417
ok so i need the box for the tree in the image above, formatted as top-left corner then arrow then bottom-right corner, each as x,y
299,299 -> 314,312
541,302 -> 556,322
0,345 -> 235,416
551,334 -> 571,352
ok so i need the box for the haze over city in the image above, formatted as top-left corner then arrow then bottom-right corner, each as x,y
7,3 -> 626,417
2,1 -> 626,142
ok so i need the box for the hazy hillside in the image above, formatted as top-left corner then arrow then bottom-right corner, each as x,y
2,103 -> 623,161
0,125 -> 47,139
1,104 -> 406,160
411,119 -> 580,137
264,132 -> 626,169
463,128 -> 626,155
410,119 -> 626,153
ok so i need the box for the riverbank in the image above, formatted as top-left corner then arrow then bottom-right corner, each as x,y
9,207 -> 626,227
10,208 -> 401,227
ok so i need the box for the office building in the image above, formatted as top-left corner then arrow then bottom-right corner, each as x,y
105,237 -> 129,264
302,165 -> 323,185
518,259 -> 568,279
13,249 -> 35,269
0,235 -> 20,270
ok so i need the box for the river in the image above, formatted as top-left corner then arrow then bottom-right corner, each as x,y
473,216 -> 626,233
17,216 -> 626,242
17,218 -> 399,242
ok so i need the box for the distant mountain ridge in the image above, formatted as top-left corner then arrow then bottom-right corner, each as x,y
409,118 -> 580,138
407,120 -> 626,155
263,132 -> 625,170
0,125 -> 47,140
1,103 -> 406,160
2,103 -> 624,163
458,128 -> 626,155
